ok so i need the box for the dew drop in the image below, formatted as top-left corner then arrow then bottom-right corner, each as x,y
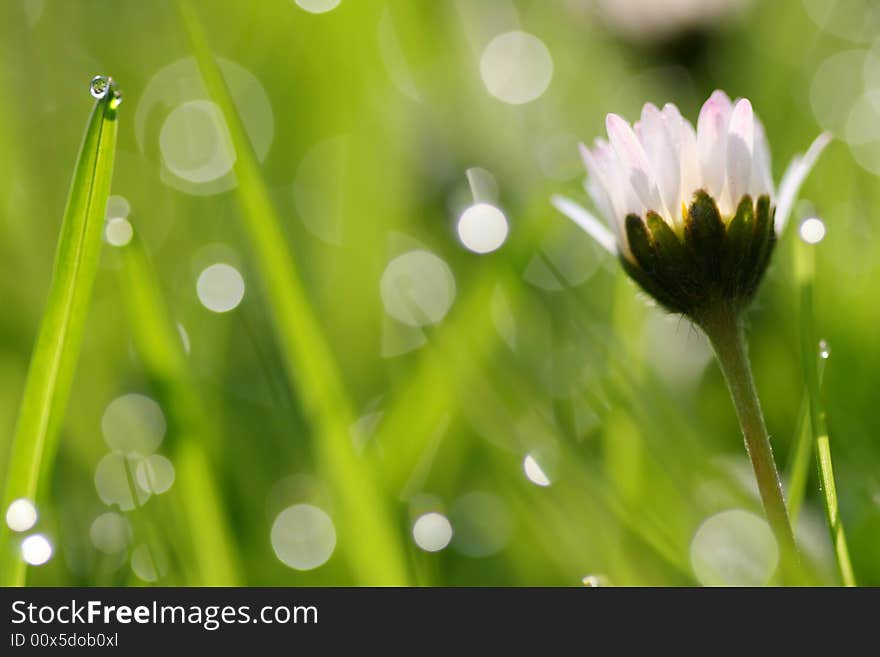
90,75 -> 110,100
819,339 -> 831,360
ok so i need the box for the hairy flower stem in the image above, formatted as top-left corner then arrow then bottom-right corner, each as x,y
698,303 -> 800,582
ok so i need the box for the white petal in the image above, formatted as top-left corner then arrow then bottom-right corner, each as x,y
592,138 -> 645,224
579,142 -> 614,220
774,132 -> 832,234
663,103 -> 702,211
696,90 -> 733,200
551,194 -> 618,255
639,103 -> 680,223
606,113 -> 663,212
585,177 -> 614,233
726,98 -> 755,208
750,118 -> 774,199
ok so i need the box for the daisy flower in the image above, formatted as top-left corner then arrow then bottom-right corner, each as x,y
553,91 -> 832,579
553,90 -> 830,320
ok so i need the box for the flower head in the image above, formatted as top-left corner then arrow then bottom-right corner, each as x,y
553,91 -> 830,320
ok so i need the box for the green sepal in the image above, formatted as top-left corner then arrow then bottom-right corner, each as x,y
684,190 -> 725,285
619,255 -> 683,313
722,195 -> 754,297
744,195 -> 775,295
619,192 -> 778,320
646,211 -> 687,275
625,214 -> 655,274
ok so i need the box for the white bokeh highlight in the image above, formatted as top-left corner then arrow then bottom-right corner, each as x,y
94,454 -> 150,511
160,100 -> 237,185
799,217 -> 826,244
412,512 -> 454,552
135,57 -> 274,197
6,499 -> 38,533
480,31 -> 553,105
102,394 -> 166,456
90,512 -> 131,554
457,203 -> 509,254
21,534 -> 53,566
135,455 -> 176,494
380,250 -> 456,327
690,509 -> 779,586
523,453 -> 551,487
105,217 -> 133,247
197,263 -> 246,313
295,0 -> 341,13
105,195 -> 131,220
131,544 -> 167,582
271,504 -> 337,571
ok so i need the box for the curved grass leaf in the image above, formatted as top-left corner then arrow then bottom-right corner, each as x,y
176,0 -> 409,584
1,85 -> 119,586
116,231 -> 243,585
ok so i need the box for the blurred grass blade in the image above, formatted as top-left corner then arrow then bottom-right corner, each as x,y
784,394 -> 813,526
796,237 -> 856,586
176,0 -> 409,584
117,231 -> 242,585
0,82 -> 120,586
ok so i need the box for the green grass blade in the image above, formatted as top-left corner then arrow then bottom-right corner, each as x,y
784,394 -> 813,526
796,236 -> 856,586
176,0 -> 409,584
116,230 -> 243,585
0,81 -> 120,586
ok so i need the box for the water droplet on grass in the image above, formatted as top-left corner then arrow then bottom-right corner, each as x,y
90,75 -> 110,99
819,339 -> 831,359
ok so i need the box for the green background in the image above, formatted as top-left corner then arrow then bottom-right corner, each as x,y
1,0 -> 877,586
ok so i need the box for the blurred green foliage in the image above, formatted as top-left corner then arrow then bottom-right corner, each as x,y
0,0 -> 878,586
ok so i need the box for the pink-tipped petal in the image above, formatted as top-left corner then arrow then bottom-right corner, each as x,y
606,113 -> 663,212
640,103 -> 680,223
775,132 -> 832,234
696,90 -> 733,200
551,194 -> 618,255
726,98 -> 755,206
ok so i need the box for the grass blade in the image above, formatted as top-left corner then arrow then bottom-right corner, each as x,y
116,230 -> 243,585
784,394 -> 813,526
1,80 -> 120,585
796,233 -> 856,586
176,0 -> 409,584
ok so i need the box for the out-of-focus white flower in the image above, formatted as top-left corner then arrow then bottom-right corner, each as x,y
588,0 -> 752,42
552,90 -> 830,317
